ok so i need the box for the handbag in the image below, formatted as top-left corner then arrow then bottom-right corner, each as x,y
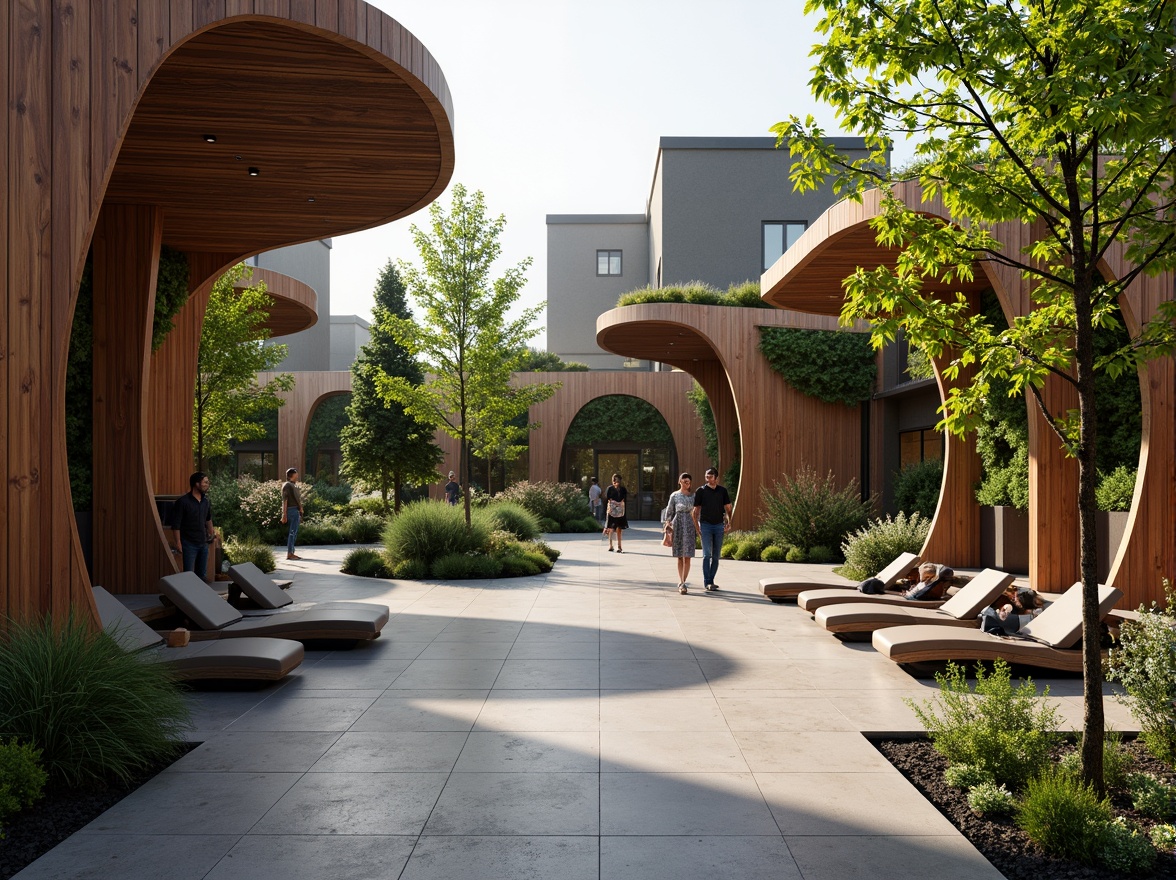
607,499 -> 625,518
661,526 -> 673,548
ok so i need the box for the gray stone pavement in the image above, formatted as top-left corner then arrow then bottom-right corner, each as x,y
15,526 -> 1138,879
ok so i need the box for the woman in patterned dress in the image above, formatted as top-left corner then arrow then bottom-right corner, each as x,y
662,473 -> 697,594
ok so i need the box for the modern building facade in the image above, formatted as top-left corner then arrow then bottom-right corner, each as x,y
547,136 -> 875,369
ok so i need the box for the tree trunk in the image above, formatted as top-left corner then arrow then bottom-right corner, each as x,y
393,471 -> 402,515
460,435 -> 471,527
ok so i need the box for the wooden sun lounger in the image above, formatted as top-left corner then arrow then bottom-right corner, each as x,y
813,568 -> 1016,635
159,572 -> 389,644
760,551 -> 920,603
797,563 -> 955,612
871,582 -> 1121,672
93,586 -> 304,681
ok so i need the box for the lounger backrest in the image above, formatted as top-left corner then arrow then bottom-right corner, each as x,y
1019,582 -> 1122,648
939,569 -> 1016,619
159,572 -> 243,630
229,562 -> 292,609
92,586 -> 164,650
877,552 -> 922,587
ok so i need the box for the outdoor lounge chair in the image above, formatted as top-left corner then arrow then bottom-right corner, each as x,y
813,568 -> 1016,636
159,572 -> 389,644
797,562 -> 956,612
760,551 -> 920,603
871,582 -> 1121,672
226,562 -> 291,604
93,586 -> 304,681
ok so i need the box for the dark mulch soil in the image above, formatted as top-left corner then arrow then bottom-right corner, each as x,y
878,738 -> 1176,880
0,744 -> 196,880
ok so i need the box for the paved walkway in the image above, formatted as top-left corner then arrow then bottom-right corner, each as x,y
15,527 -> 1138,879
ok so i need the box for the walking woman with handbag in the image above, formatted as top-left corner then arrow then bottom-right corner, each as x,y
662,473 -> 697,594
604,473 -> 629,552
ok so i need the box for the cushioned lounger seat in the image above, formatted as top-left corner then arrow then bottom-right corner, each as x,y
814,568 -> 1016,634
871,582 -> 1121,672
797,563 -> 956,612
761,551 -> 920,603
159,572 -> 389,643
93,586 -> 304,681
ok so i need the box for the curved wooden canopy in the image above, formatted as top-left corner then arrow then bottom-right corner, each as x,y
233,266 -> 319,337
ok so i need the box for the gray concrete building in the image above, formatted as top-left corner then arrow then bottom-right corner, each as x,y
330,315 -> 371,371
250,238 -> 333,371
546,136 -> 874,369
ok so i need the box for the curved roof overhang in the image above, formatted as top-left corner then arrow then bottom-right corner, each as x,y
760,187 -> 989,317
232,266 -> 318,337
104,17 -> 455,257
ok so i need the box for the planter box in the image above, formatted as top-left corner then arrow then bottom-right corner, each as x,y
1096,510 -> 1129,583
979,506 -> 1029,574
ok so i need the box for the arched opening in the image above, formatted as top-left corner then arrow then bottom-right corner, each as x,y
303,393 -> 353,485
560,395 -> 676,520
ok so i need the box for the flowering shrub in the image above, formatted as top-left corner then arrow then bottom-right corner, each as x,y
498,480 -> 589,526
840,511 -> 931,581
239,480 -> 313,531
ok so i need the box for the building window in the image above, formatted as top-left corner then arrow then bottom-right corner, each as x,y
236,450 -> 278,481
899,428 -> 944,469
597,249 -> 622,276
762,221 -> 807,271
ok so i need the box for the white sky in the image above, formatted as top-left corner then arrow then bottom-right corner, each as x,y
329,0 -> 916,346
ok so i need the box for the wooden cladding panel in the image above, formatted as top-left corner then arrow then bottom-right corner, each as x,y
257,371 -> 353,473
2,0 -> 453,625
597,304 -> 862,531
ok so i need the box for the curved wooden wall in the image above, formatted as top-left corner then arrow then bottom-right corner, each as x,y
257,371 -> 354,476
763,184 -> 1174,600
2,2 -> 454,615
596,304 -> 864,531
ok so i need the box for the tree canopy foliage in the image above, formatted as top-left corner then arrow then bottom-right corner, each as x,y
376,185 -> 558,523
194,265 -> 293,470
777,0 -> 1176,792
516,347 -> 589,372
340,262 -> 442,512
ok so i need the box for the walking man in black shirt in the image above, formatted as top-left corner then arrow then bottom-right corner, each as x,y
168,472 -> 216,578
692,467 -> 732,592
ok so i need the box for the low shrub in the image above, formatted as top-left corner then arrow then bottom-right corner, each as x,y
498,553 -> 542,577
482,502 -> 542,541
759,545 -> 788,563
1105,579 -> 1176,764
223,536 -> 276,573
393,558 -> 430,580
720,530 -> 757,559
341,512 -> 385,544
349,495 -> 390,515
807,545 -> 833,564
341,548 -> 392,578
562,516 -> 600,533
1095,465 -> 1137,512
526,540 -> 560,562
906,659 -> 1059,789
304,480 -> 352,517
538,516 -> 560,533
944,763 -> 994,790
616,280 -> 771,309
240,479 -> 313,531
1056,732 -> 1132,789
383,501 -> 488,563
1126,771 -> 1172,819
0,615 -> 190,785
0,739 -> 47,832
734,540 -> 761,561
967,782 -> 1016,817
785,546 -> 806,563
892,458 -> 944,520
760,465 -> 872,555
840,512 -> 931,581
1098,817 -> 1157,874
296,520 -> 346,545
1017,769 -> 1112,864
207,473 -> 260,540
498,481 -> 589,526
1150,823 -> 1176,852
431,552 -> 502,580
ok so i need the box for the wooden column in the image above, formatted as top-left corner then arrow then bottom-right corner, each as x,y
92,204 -> 175,593
693,361 -> 738,472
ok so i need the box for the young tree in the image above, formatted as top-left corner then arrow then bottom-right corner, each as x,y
778,0 -> 1176,792
195,264 -> 294,470
377,184 -> 558,524
340,262 -> 443,513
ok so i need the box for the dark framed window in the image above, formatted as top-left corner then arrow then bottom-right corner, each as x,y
899,428 -> 944,469
762,221 -> 807,271
597,249 -> 622,276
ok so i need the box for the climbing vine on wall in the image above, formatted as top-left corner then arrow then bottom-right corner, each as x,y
757,327 -> 876,406
564,395 -> 673,446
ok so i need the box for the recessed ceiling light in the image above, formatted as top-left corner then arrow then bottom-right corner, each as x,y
234,155 -> 243,161
202,134 -> 217,143
307,197 -> 316,203
248,167 -> 260,177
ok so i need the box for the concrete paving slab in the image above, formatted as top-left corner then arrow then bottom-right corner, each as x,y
203,834 -> 415,880
424,772 -> 599,835
252,771 -> 447,835
601,771 -> 780,835
401,836 -> 597,880
11,834 -> 237,880
600,835 -> 804,880
453,731 -> 600,772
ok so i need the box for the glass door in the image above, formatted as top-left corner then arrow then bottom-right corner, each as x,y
596,451 -> 640,516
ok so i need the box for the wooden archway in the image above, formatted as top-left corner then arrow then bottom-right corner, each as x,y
1,2 -> 454,618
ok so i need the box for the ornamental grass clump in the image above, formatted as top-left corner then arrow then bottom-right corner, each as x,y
223,536 -> 276,573
341,548 -> 392,579
840,512 -> 931,581
481,502 -> 541,541
1016,768 -> 1112,864
0,615 -> 190,786
1105,579 -> 1176,764
906,659 -> 1059,789
383,500 -> 488,564
760,465 -> 872,556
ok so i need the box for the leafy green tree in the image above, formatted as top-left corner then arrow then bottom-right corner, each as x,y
195,265 -> 294,470
340,262 -> 442,512
779,0 -> 1176,792
517,347 -> 589,372
377,185 -> 558,523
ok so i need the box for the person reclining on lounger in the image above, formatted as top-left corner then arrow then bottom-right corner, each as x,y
981,586 -> 1042,634
898,562 -> 954,601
